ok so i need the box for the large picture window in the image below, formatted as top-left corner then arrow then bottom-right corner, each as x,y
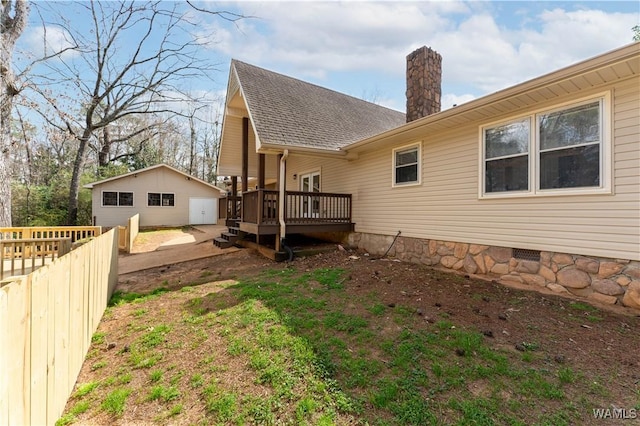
148,193 -> 175,207
102,191 -> 133,207
481,95 -> 608,198
393,143 -> 421,186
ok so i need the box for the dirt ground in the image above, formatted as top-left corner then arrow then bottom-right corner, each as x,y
70,234 -> 639,425
117,244 -> 640,395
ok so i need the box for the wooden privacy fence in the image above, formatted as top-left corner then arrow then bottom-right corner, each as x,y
117,214 -> 139,253
0,228 -> 119,426
0,238 -> 72,280
0,226 -> 101,243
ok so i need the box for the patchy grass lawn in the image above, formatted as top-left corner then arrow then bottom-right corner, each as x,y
59,253 -> 640,425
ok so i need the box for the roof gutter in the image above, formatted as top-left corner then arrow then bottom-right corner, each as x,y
259,142 -> 347,158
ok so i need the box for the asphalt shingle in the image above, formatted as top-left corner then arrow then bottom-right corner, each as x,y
233,60 -> 406,151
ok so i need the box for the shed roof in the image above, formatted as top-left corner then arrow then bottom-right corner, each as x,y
84,163 -> 226,194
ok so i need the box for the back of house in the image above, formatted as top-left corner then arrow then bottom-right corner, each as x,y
217,42 -> 640,310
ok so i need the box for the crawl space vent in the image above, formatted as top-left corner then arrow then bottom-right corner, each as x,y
512,248 -> 541,262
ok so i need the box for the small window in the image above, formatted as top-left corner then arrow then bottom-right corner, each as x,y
393,144 -> 420,186
148,193 -> 160,206
102,191 -> 133,207
103,191 -> 118,206
162,194 -> 175,206
119,192 -> 133,207
148,193 -> 175,207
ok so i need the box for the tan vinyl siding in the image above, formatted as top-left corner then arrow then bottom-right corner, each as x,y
218,115 -> 279,179
287,78 -> 640,261
91,167 -> 221,228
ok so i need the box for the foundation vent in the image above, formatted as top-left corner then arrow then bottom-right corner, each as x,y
512,248 -> 541,262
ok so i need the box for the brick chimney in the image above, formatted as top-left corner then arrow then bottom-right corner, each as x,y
406,46 -> 442,122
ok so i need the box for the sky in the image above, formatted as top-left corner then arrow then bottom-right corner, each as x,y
17,0 -> 640,115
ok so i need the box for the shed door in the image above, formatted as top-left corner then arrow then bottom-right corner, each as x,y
189,198 -> 217,225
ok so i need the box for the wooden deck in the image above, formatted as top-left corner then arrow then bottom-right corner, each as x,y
220,189 -> 354,235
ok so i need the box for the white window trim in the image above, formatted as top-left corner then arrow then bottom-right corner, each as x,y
392,142 -> 422,188
147,192 -> 176,207
101,190 -> 134,207
479,92 -> 612,199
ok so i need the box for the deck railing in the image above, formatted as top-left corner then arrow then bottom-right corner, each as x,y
0,226 -> 102,243
221,195 -> 242,220
242,190 -> 278,224
285,191 -> 352,223
1,238 -> 72,280
241,190 -> 351,225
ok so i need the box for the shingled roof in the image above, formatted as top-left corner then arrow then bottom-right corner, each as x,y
232,60 -> 406,151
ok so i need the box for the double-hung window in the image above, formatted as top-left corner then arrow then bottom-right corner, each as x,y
481,94 -> 609,197
102,191 -> 134,207
538,101 -> 601,189
393,143 -> 421,186
484,118 -> 530,193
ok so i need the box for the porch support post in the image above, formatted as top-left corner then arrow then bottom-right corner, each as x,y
231,176 -> 238,219
241,117 -> 249,193
257,153 -> 265,189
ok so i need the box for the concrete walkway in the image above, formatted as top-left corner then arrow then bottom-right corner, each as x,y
118,224 -> 239,275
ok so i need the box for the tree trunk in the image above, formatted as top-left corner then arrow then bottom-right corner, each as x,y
189,115 -> 196,175
0,0 -> 30,227
98,126 -> 110,169
67,129 -> 92,225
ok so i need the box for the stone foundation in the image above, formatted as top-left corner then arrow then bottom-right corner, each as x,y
347,232 -> 640,311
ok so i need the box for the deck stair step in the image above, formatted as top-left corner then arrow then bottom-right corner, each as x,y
225,218 -> 240,227
221,232 -> 238,243
213,237 -> 233,249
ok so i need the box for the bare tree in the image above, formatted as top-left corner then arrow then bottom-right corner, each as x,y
30,1 -> 225,224
0,0 -> 29,226
200,109 -> 222,183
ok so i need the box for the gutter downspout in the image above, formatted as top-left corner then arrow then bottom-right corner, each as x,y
278,149 -> 289,250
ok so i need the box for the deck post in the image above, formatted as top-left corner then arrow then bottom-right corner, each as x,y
258,153 -> 265,189
256,190 -> 263,246
231,176 -> 238,219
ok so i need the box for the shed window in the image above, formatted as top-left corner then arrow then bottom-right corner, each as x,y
102,191 -> 133,207
148,193 -> 175,207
